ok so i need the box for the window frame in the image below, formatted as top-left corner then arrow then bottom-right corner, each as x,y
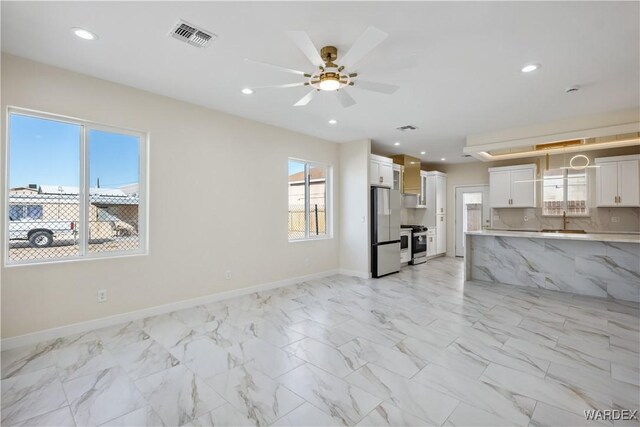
287,158 -> 332,242
4,106 -> 149,266
541,168 -> 590,217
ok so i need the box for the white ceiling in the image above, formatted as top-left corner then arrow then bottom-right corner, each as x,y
2,2 -> 639,164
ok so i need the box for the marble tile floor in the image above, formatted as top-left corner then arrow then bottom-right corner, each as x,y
2,257 -> 639,427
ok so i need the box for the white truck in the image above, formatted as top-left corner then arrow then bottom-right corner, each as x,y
8,219 -> 77,248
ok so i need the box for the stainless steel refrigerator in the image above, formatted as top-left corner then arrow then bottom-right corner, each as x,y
371,186 -> 401,278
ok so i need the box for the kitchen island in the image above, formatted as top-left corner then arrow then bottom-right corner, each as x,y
464,230 -> 640,302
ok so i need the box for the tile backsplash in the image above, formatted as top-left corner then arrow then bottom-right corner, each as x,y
401,208 -> 429,226
492,207 -> 640,233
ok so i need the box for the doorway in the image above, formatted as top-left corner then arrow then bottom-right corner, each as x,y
455,185 -> 490,257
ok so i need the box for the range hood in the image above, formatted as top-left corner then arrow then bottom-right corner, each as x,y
391,154 -> 421,195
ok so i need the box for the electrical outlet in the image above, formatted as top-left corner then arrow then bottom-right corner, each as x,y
225,270 -> 232,280
97,289 -> 108,303
611,216 -> 620,223
524,216 -> 529,222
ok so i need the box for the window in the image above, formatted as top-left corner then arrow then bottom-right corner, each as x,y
542,168 -> 588,216
6,109 -> 147,264
288,159 -> 330,240
8,205 -> 43,220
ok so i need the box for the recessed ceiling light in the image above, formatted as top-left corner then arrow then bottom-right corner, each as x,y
241,88 -> 254,95
328,119 -> 337,125
440,158 -> 446,161
521,64 -> 539,73
394,142 -> 400,146
72,28 -> 97,40
420,151 -> 426,155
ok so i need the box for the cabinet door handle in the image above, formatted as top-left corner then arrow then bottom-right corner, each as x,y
379,176 -> 383,183
619,196 -> 621,203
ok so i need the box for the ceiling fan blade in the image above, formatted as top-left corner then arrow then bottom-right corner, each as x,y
287,31 -> 324,67
340,27 -> 388,68
353,80 -> 399,94
244,58 -> 308,76
294,89 -> 317,106
335,90 -> 356,108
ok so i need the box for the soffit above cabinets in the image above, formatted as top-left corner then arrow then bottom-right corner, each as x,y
464,109 -> 640,162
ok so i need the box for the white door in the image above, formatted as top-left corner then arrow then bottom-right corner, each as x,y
489,171 -> 511,207
618,160 -> 640,207
455,185 -> 490,257
510,168 -> 535,207
597,162 -> 619,206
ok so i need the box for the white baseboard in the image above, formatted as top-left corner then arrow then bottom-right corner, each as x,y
338,268 -> 371,279
1,269 -> 340,350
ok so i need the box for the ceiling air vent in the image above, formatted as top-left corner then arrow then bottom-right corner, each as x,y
170,20 -> 216,48
396,125 -> 418,132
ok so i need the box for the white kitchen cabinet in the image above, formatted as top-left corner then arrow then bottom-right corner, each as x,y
596,155 -> 640,207
393,164 -> 403,192
489,164 -> 536,208
419,172 -> 428,206
370,154 -> 393,187
425,171 -> 447,255
436,214 -> 446,254
426,229 -> 436,257
436,174 -> 446,214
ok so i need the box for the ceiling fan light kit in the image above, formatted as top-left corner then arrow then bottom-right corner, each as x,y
245,26 -> 404,107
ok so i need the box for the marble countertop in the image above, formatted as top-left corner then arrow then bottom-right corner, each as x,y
466,229 -> 640,244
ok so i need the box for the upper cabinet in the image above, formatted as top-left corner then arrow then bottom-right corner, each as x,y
370,154 -> 393,187
392,164 -> 403,192
419,171 -> 428,207
436,174 -> 446,214
489,164 -> 536,208
425,171 -> 447,219
595,155 -> 640,207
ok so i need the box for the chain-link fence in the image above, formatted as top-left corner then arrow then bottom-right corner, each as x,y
288,204 -> 326,240
88,193 -> 140,253
8,191 -> 139,262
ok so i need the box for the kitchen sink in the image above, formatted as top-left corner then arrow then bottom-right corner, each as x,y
540,229 -> 587,234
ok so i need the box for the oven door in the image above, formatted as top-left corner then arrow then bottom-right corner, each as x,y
412,232 -> 427,255
400,233 -> 409,250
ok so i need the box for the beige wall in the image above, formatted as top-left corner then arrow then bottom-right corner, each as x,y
427,145 -> 640,256
1,54 -> 341,338
339,139 -> 371,277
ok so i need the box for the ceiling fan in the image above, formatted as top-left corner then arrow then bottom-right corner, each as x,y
245,27 -> 409,108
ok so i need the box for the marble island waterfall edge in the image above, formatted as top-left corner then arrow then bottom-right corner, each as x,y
464,231 -> 640,302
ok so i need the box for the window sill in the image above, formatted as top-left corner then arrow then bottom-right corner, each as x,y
288,236 -> 333,243
4,251 -> 148,268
